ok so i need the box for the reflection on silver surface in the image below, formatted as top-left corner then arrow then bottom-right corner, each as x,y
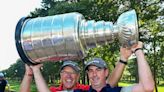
16,10 -> 138,64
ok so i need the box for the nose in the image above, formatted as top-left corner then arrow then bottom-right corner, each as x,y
65,72 -> 73,78
92,70 -> 97,76
66,74 -> 72,78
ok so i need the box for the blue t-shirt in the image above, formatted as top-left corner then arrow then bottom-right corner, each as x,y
74,84 -> 122,92
0,79 -> 7,92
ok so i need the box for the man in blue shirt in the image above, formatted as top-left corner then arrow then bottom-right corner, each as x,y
85,41 -> 154,92
0,73 -> 7,92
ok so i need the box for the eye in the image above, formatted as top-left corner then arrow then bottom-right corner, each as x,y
70,71 -> 77,75
61,71 -> 76,75
96,68 -> 102,71
60,71 -> 66,74
87,69 -> 93,73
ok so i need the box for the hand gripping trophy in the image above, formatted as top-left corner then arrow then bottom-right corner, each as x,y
15,9 -> 138,65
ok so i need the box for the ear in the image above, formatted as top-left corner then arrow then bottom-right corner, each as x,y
105,69 -> 109,78
76,73 -> 80,82
60,72 -> 62,77
77,73 -> 80,79
60,73 -> 63,82
59,77 -> 62,83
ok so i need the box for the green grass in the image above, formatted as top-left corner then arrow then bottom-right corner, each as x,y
6,79 -> 37,92
119,82 -> 134,86
158,86 -> 164,92
119,82 -> 164,92
5,80 -> 164,92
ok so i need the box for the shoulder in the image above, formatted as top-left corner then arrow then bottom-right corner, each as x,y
99,84 -> 122,92
76,84 -> 90,90
50,86 -> 62,92
4,80 -> 7,83
1,80 -> 7,84
0,80 -> 7,86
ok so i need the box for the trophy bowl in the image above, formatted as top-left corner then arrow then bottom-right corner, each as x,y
15,10 -> 138,65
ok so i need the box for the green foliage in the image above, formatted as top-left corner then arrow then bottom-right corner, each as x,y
3,59 -> 25,80
41,61 -> 62,83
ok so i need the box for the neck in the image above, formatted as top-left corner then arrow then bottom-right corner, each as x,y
63,86 -> 74,90
92,83 -> 106,92
62,83 -> 77,90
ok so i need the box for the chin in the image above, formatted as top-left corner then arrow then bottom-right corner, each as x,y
64,84 -> 73,88
92,82 -> 100,87
66,86 -> 74,89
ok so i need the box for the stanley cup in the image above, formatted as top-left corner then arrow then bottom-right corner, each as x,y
15,9 -> 138,65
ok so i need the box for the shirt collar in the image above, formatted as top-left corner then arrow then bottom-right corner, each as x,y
89,84 -> 111,92
59,83 -> 81,90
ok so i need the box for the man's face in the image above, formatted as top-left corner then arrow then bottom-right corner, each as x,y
60,66 -> 79,90
87,66 -> 108,88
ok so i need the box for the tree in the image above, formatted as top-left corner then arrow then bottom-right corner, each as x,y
41,61 -> 62,84
13,0 -> 163,91
3,59 -> 25,80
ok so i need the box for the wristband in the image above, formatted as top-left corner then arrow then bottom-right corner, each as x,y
119,59 -> 127,65
134,48 -> 142,53
26,73 -> 33,76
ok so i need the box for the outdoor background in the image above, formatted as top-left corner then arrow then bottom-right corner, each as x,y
1,0 -> 164,92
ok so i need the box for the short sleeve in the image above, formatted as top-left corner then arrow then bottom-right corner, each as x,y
120,86 -> 133,92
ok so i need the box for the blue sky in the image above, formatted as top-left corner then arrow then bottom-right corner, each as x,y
0,0 -> 42,70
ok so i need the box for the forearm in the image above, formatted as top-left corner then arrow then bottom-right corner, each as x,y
136,50 -> 154,91
19,75 -> 33,92
33,71 -> 50,92
108,60 -> 126,87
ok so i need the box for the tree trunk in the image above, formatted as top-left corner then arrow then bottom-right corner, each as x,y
134,58 -> 139,83
153,40 -> 158,92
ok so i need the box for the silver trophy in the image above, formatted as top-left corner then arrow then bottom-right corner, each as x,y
15,9 -> 138,65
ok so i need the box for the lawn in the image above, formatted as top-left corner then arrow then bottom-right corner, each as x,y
5,80 -> 164,92
6,80 -> 37,92
119,82 -> 164,92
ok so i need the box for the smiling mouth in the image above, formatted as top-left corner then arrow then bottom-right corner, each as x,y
66,79 -> 71,82
92,77 -> 99,83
